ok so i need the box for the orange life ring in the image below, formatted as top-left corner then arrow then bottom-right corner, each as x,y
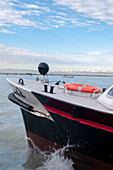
64,83 -> 101,94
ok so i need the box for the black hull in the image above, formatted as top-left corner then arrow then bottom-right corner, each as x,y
21,108 -> 113,169
8,92 -> 113,169
25,131 -> 113,170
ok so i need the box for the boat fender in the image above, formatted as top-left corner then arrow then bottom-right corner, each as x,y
18,78 -> 24,85
8,93 -> 33,111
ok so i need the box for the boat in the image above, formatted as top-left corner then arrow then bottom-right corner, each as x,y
62,75 -> 67,78
67,75 -> 74,78
7,62 -> 113,170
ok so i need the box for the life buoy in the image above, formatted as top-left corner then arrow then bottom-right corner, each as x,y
64,83 -> 101,94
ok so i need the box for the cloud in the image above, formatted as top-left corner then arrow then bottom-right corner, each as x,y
0,44 -> 113,71
53,0 -> 113,25
0,0 -> 51,31
0,28 -> 16,33
0,0 -> 113,33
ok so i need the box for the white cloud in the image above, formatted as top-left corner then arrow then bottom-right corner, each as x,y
53,0 -> 113,25
0,0 -> 51,32
0,44 -> 113,71
0,28 -> 16,33
0,0 -> 113,33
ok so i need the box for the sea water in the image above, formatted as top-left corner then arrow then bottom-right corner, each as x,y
0,74 -> 113,170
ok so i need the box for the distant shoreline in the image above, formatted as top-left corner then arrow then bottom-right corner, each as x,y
1,72 -> 113,77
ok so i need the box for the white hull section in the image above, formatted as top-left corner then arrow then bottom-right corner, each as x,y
7,77 -> 113,115
98,85 -> 113,110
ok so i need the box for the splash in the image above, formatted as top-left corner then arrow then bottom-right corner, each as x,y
24,138 -> 74,170
37,145 -> 74,170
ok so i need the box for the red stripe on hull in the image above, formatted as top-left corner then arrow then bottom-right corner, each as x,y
44,105 -> 113,133
26,131 -> 113,170
44,104 -> 73,118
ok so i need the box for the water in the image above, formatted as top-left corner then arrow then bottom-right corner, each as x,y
1,74 -> 113,170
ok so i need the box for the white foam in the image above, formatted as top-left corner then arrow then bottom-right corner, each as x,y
26,137 -> 74,170
37,145 -> 74,170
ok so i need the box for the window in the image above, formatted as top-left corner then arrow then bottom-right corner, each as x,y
108,88 -> 113,96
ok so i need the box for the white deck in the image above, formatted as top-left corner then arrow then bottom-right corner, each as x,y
7,77 -> 113,114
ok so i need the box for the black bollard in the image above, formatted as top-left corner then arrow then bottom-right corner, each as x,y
44,84 -> 48,92
102,88 -> 106,93
50,86 -> 54,94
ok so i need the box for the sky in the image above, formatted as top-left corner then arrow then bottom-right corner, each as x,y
1,0 -> 113,71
